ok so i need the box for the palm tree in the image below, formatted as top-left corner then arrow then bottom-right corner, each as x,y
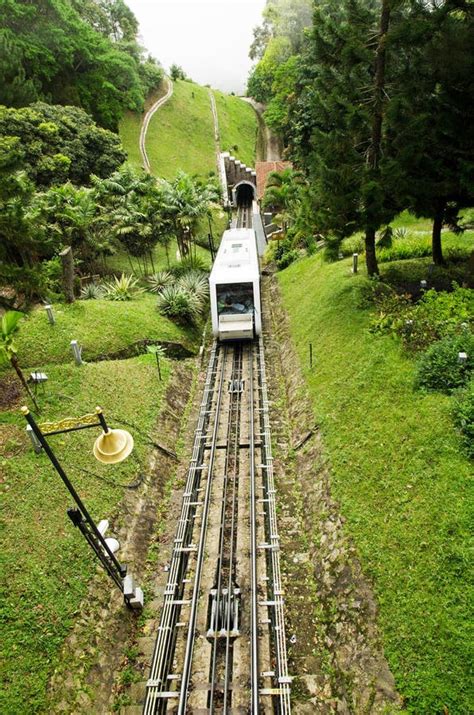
262,168 -> 306,230
0,311 -> 40,412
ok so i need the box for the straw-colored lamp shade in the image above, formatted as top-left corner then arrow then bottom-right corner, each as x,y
93,428 -> 134,464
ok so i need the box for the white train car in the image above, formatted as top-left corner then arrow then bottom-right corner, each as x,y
209,228 -> 262,341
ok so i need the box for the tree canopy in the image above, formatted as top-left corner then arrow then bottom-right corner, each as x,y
0,0 -> 163,130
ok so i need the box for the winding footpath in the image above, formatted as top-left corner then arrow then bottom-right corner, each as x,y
139,77 -> 174,173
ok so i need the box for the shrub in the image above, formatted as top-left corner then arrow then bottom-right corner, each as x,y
275,239 -> 299,270
171,255 -> 210,276
339,233 -> 364,257
394,227 -> 409,240
453,381 -> 474,458
147,271 -> 173,293
177,271 -> 209,308
415,333 -> 474,393
156,284 -> 200,324
102,274 -> 144,301
80,283 -> 104,300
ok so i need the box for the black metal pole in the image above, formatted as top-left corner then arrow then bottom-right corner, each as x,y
22,407 -> 127,578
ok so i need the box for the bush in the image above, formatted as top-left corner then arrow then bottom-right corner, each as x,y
147,271 -> 173,293
415,333 -> 474,393
170,255 -> 210,276
102,274 -> 144,301
275,239 -> 299,270
453,381 -> 474,458
80,283 -> 104,300
156,284 -> 200,324
177,271 -> 209,309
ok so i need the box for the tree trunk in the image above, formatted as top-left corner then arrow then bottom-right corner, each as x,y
432,200 -> 445,265
365,0 -> 391,277
149,251 -> 156,274
365,227 -> 379,276
60,246 -> 75,303
11,355 -> 40,413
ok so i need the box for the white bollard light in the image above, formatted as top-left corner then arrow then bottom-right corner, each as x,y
420,280 -> 427,289
44,304 -> 55,325
26,424 -> 42,454
70,340 -> 83,366
458,352 -> 468,365
352,253 -> 358,274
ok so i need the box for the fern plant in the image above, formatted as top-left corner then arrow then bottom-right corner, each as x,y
103,274 -> 144,301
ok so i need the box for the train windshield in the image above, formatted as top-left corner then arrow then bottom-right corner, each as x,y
217,283 -> 254,315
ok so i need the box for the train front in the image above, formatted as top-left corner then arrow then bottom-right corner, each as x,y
209,228 -> 261,341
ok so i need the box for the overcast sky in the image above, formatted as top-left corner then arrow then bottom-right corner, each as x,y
127,0 -> 266,94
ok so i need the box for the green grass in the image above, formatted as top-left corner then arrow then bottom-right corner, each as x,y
118,83 -> 168,170
278,254 -> 473,713
0,354 -> 172,713
10,293 -> 198,370
214,91 -> 257,167
146,80 -> 216,179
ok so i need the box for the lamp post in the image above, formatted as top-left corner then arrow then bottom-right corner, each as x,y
21,405 -> 143,609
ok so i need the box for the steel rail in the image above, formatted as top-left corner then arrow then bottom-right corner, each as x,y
257,336 -> 292,713
143,341 -> 222,714
177,344 -> 229,713
208,344 -> 243,712
223,344 -> 247,711
249,340 -> 260,714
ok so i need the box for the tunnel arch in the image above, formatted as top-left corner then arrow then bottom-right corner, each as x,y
233,180 -> 256,208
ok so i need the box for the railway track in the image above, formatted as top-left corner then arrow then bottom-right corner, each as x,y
236,205 -> 253,229
144,339 -> 291,714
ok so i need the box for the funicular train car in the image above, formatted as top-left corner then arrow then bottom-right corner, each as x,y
209,228 -> 262,341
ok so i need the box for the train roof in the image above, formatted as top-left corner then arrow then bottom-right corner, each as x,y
209,229 -> 260,285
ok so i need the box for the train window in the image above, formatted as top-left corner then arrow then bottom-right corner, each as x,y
217,283 -> 254,315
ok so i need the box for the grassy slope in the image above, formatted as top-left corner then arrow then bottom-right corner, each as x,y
278,255 -> 472,713
118,83 -> 168,170
145,80 -> 215,179
12,294 -> 197,369
0,354 -> 172,713
214,91 -> 257,167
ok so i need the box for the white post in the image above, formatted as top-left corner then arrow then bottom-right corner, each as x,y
458,352 -> 468,365
420,280 -> 427,289
70,340 -> 83,366
26,424 -> 42,454
352,253 -> 358,274
44,305 -> 55,325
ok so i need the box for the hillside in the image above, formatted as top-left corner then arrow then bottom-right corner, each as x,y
119,80 -> 258,178
277,253 -> 473,713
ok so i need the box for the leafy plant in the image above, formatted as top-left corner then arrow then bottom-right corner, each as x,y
156,284 -> 200,324
453,381 -> 474,458
102,274 -> 144,301
147,271 -> 173,293
394,227 -> 409,240
80,283 -> 104,300
0,311 -> 40,411
415,333 -> 474,393
171,255 -> 210,276
177,271 -> 209,308
146,344 -> 167,380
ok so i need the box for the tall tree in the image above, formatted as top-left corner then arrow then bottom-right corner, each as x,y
386,0 -> 474,265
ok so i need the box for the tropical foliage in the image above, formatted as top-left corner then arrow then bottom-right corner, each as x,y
0,0 -> 163,131
248,0 -> 474,274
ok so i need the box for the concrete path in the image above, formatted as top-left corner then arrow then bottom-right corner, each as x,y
139,77 -> 174,173
243,98 -> 283,162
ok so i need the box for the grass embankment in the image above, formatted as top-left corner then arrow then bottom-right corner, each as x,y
12,294 -> 198,369
145,80 -> 215,179
278,255 -> 473,713
0,294 -> 199,712
118,83 -> 169,170
0,355 -> 171,713
214,91 -> 257,167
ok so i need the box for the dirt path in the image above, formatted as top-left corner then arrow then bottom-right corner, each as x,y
244,98 -> 283,161
209,88 -> 221,170
139,77 -> 174,173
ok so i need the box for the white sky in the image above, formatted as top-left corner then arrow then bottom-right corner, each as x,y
127,0 -> 266,94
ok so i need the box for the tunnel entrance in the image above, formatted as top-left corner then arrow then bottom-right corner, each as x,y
235,182 -> 255,208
